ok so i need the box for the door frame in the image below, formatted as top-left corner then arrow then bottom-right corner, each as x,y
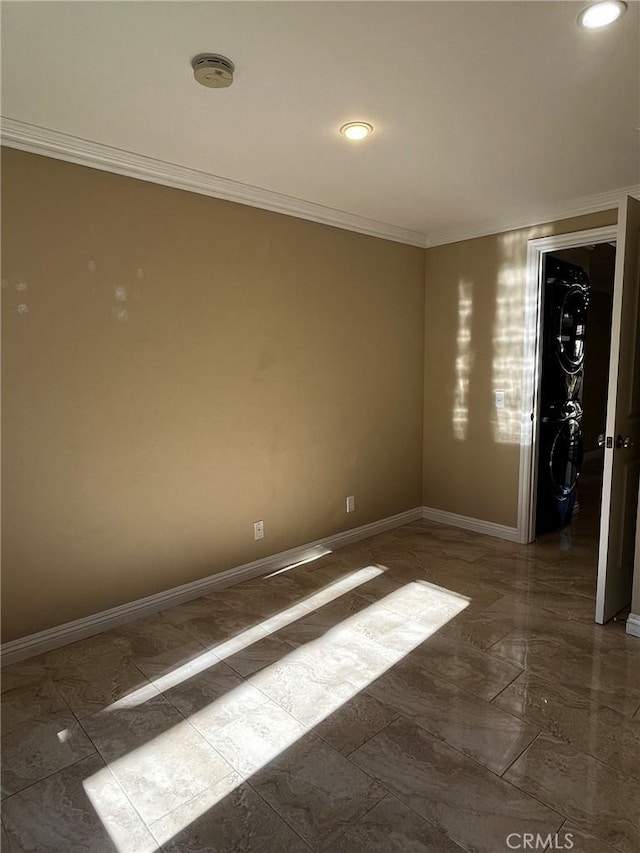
516,224 -> 618,544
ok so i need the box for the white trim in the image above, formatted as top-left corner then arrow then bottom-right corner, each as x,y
626,613 -> 640,639
1,117 -> 639,251
0,117 -> 426,248
0,507 -> 422,667
426,186 -> 640,248
421,506 -> 519,542
517,224 -> 619,545
521,226 -> 620,255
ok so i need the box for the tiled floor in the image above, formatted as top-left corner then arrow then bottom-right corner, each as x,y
2,493 -> 640,851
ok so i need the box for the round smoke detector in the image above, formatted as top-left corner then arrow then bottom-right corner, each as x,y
191,54 -> 235,89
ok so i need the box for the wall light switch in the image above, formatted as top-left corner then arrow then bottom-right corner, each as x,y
346,495 -> 355,513
253,520 -> 264,541
495,390 -> 505,409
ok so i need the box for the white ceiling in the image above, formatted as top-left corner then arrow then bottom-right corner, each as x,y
2,1 -> 639,243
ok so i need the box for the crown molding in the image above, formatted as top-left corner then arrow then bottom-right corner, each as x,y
425,184 -> 640,248
2,116 -> 638,251
0,117 -> 427,248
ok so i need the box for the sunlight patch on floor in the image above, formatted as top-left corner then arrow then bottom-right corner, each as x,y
101,566 -> 385,709
265,546 -> 333,576
83,575 -> 469,849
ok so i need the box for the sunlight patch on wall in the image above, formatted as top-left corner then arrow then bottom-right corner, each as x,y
519,251 -> 543,452
453,279 -> 474,440
492,233 -> 525,444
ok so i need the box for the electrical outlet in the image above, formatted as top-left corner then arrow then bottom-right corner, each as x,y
346,495 -> 355,513
253,520 -> 264,541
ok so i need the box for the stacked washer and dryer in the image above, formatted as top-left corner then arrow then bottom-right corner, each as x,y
535,257 -> 590,534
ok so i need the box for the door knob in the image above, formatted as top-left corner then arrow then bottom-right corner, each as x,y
597,433 -> 606,448
615,434 -> 634,449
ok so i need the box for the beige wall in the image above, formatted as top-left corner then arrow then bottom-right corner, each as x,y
1,146 -> 627,642
423,209 -> 617,527
1,148 -> 425,641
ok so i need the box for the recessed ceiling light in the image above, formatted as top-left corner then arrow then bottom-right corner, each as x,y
578,1 -> 627,29
340,122 -> 373,141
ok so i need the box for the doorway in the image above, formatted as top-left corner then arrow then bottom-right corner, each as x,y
517,224 -> 618,547
534,243 -> 616,544
518,199 -> 640,627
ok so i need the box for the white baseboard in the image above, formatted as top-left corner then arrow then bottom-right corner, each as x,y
0,507 -> 422,667
626,613 -> 640,639
421,506 -> 520,542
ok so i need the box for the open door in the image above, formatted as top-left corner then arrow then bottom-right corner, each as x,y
596,196 -> 640,623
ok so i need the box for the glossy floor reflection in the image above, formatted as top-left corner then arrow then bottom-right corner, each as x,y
2,511 -> 639,852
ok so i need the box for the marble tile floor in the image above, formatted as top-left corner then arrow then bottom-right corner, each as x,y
2,517 -> 640,853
